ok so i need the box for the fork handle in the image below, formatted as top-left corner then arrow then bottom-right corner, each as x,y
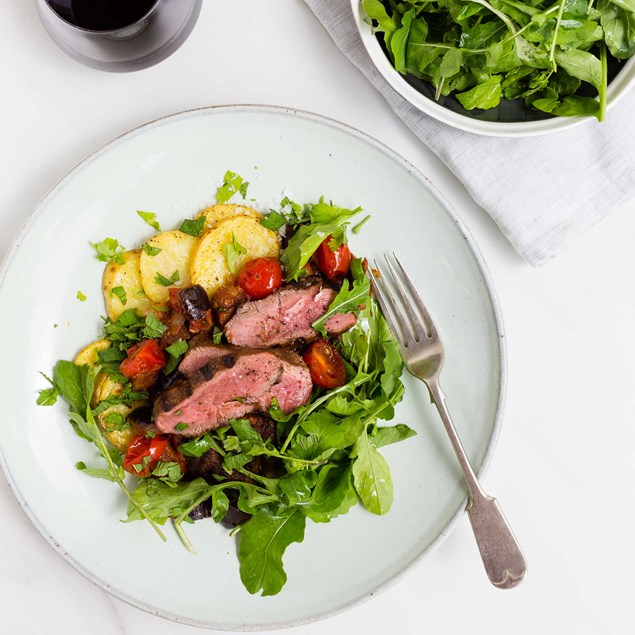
427,379 -> 526,589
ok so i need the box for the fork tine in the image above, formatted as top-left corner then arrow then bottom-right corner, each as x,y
390,253 -> 439,340
369,261 -> 410,349
383,255 -> 425,342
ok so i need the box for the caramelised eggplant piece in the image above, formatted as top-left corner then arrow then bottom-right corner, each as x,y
210,284 -> 248,328
179,285 -> 213,334
161,285 -> 213,346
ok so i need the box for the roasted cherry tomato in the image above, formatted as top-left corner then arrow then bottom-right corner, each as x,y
315,236 -> 351,280
120,339 -> 166,379
303,340 -> 347,389
237,257 -> 284,299
123,434 -> 169,477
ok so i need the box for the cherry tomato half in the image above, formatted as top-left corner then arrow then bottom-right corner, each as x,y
303,340 -> 347,389
237,257 -> 284,300
315,236 -> 351,280
123,434 -> 169,477
120,339 -> 166,379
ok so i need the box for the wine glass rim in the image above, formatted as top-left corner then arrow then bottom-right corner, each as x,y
41,0 -> 160,35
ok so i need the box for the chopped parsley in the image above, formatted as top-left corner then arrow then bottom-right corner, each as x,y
110,286 -> 127,305
223,233 -> 247,274
175,423 -> 189,432
179,216 -> 206,237
154,270 -> 179,287
137,210 -> 161,231
76,290 -> 86,302
92,237 -> 125,264
217,170 -> 249,203
164,339 -> 188,374
143,243 -> 162,257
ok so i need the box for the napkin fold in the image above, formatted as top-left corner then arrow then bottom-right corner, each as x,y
304,0 -> 635,265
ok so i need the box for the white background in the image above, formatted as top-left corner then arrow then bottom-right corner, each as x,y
1,1 -> 634,634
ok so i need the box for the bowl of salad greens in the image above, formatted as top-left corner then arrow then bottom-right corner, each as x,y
354,0 -> 635,136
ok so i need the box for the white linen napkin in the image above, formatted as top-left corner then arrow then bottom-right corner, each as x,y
304,0 -> 635,265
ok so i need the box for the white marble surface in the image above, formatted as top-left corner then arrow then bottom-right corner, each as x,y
1,1 -> 634,634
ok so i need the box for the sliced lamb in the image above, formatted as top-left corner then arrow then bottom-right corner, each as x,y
224,282 -> 356,348
153,347 -> 312,436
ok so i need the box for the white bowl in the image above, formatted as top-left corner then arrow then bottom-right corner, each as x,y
351,0 -> 635,137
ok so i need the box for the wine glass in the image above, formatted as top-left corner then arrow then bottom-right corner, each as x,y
35,0 -> 203,72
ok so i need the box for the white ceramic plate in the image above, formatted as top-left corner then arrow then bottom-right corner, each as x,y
351,0 -> 635,137
0,106 -> 504,630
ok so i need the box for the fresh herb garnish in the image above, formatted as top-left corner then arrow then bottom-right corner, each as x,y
92,237 -> 125,264
143,243 -> 162,256
280,200 -> 361,281
164,339 -> 188,374
175,423 -> 189,432
102,411 -> 131,432
76,290 -> 86,302
179,216 -> 206,237
154,270 -> 179,287
217,170 -> 249,203
137,211 -> 161,231
223,233 -> 247,274
110,286 -> 127,305
259,210 -> 286,232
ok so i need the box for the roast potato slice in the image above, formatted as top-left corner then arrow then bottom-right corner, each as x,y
191,217 -> 279,296
194,203 -> 262,229
102,249 -> 152,320
139,230 -> 198,303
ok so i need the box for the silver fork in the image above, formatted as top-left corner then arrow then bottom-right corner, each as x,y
370,254 -> 526,590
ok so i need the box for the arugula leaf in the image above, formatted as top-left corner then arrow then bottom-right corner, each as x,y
351,429 -> 394,515
217,170 -> 248,203
36,372 -> 60,406
238,508 -> 306,596
137,211 -> 161,231
223,233 -> 247,274
92,237 -> 125,264
76,461 -> 117,482
281,203 -> 361,281
53,360 -> 92,414
301,464 -> 357,523
179,216 -> 206,237
312,258 -> 370,335
370,424 -> 417,448
178,432 -> 226,457
37,386 -> 60,406
127,477 -> 213,524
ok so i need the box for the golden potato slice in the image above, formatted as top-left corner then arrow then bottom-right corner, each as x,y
195,203 -> 263,229
191,217 -> 280,296
75,339 -> 111,367
139,230 -> 198,303
102,250 -> 152,320
97,403 -> 144,453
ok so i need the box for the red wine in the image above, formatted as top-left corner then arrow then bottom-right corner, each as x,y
47,0 -> 157,31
